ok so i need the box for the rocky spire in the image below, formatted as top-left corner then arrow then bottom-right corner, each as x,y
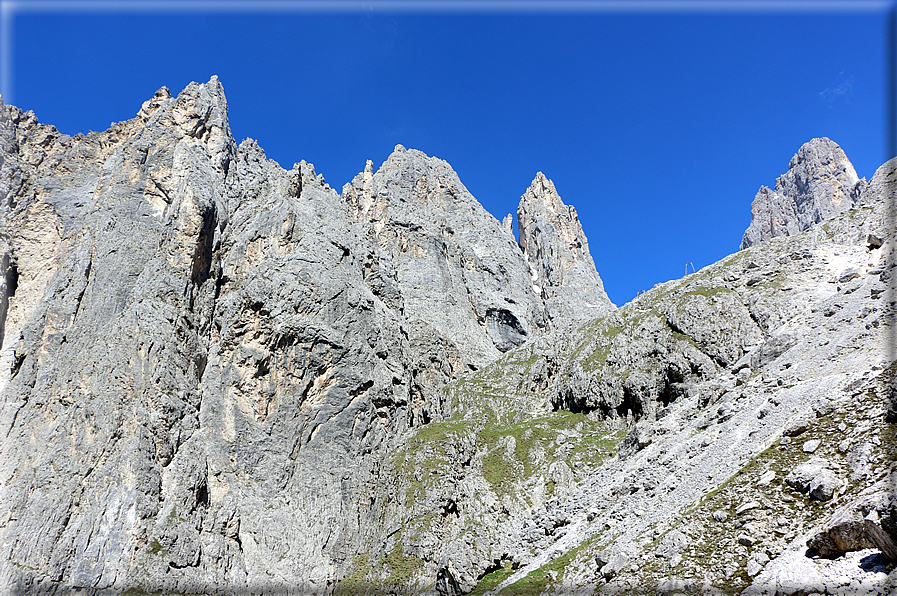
741,137 -> 866,249
343,146 -> 552,364
517,172 -> 614,324
501,213 -> 514,236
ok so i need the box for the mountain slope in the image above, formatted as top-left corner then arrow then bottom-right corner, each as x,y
0,78 -> 619,595
372,154 -> 895,596
0,77 -> 893,596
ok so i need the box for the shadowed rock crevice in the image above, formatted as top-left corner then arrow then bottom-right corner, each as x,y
485,307 -> 527,352
0,254 -> 17,348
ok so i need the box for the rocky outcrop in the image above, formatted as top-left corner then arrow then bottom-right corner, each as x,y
342,147 -> 548,367
517,172 -> 614,325
741,137 -> 866,249
0,78 -> 620,595
0,78 -> 438,594
342,151 -> 616,368
371,147 -> 896,596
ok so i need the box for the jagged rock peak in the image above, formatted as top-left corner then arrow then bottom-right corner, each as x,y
741,137 -> 866,249
520,172 -> 594,267
343,144 -> 477,222
501,213 -> 514,236
517,171 -> 614,324
137,86 -> 171,120
342,146 -> 553,365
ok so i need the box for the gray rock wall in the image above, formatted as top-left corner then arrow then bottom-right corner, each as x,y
518,172 -> 615,325
0,78 -> 617,594
741,137 -> 866,249
342,146 -> 547,367
0,77 -> 893,596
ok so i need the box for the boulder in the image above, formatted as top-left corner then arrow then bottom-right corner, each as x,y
802,439 -> 821,453
808,469 -> 841,501
785,458 -> 841,500
656,530 -> 688,559
595,550 -> 630,579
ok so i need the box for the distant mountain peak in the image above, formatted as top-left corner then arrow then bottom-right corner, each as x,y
741,137 -> 866,249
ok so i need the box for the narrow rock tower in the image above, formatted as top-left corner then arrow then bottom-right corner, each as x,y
517,172 -> 615,325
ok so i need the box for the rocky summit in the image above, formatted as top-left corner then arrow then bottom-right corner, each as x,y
0,77 -> 893,596
741,137 -> 867,250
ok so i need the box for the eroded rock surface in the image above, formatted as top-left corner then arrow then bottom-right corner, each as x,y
0,78 -> 617,595
0,78 -> 894,596
342,147 -> 546,366
518,172 -> 614,326
369,155 -> 896,596
741,137 -> 866,249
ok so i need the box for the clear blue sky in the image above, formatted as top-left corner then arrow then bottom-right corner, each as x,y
4,1 -> 893,305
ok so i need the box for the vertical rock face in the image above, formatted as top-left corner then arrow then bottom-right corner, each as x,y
0,76 -> 245,593
343,146 -> 551,366
517,172 -> 615,325
0,78 -> 619,594
741,137 -> 866,249
0,78 -> 431,594
1,78 -> 895,596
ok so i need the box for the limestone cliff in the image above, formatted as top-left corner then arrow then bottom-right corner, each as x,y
0,78 -> 615,595
0,78 -> 894,596
517,172 -> 615,326
343,146 -> 543,366
741,137 -> 866,249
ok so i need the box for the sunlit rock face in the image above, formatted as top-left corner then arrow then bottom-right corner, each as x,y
0,76 -> 894,596
0,77 -> 620,595
345,145 -> 537,367
517,172 -> 615,327
741,137 -> 866,249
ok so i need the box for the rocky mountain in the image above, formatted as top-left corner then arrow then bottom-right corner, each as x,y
517,172 -> 614,327
341,147 -> 612,366
740,137 -> 867,249
0,77 -> 893,596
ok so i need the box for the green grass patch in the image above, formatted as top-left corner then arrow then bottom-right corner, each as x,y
334,554 -> 373,596
498,534 -> 598,596
476,411 -> 620,494
681,286 -> 734,299
146,538 -> 167,556
469,562 -> 516,596
383,542 -> 425,588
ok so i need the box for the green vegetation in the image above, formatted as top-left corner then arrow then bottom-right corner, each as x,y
671,330 -> 699,349
681,286 -> 734,299
633,378 -> 893,593
334,543 -> 425,595
581,324 -> 622,372
498,535 -> 598,596
393,343 -> 629,506
468,562 -> 515,596
146,538 -> 167,556
382,542 -> 425,588
477,411 -> 623,495
334,554 -> 373,596
569,314 -> 621,362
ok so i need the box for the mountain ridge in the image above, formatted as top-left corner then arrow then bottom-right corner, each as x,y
0,77 -> 893,596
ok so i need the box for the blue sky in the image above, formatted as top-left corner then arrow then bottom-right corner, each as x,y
3,1 -> 893,305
